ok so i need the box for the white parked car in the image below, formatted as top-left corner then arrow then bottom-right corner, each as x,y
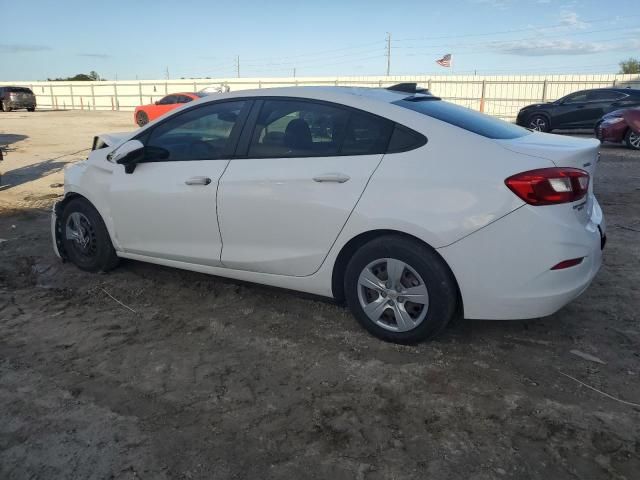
52,84 -> 606,343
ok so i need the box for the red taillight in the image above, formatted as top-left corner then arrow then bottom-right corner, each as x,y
551,257 -> 584,270
505,168 -> 589,206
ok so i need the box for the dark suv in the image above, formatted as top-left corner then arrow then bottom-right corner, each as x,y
0,86 -> 36,112
516,87 -> 640,132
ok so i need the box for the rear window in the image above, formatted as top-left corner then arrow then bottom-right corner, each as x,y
7,87 -> 33,94
392,99 -> 531,140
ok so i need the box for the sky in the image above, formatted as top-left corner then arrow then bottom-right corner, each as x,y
1,0 -> 639,81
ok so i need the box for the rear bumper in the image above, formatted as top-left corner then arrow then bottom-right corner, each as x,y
438,198 -> 605,320
5,100 -> 36,109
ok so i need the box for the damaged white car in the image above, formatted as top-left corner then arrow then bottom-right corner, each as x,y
52,84 -> 605,343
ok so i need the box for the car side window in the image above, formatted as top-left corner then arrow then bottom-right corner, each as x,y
145,101 -> 247,161
563,92 -> 589,104
158,95 -> 177,105
249,100 -> 349,158
247,99 -> 393,158
177,95 -> 193,104
341,111 -> 393,155
386,124 -> 427,153
587,91 -> 627,102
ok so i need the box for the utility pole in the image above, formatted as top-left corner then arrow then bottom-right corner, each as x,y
235,56 -> 240,78
293,67 -> 296,78
165,66 -> 169,80
385,32 -> 391,76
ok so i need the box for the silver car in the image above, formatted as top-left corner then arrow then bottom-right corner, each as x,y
0,86 -> 36,112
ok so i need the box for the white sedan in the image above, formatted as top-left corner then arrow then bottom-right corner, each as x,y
52,84 -> 606,343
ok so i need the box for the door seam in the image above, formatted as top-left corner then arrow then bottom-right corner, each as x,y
216,159 -> 232,265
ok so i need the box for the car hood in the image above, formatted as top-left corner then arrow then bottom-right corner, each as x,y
602,108 -> 628,119
98,131 -> 133,148
603,107 -> 640,119
521,102 -> 553,110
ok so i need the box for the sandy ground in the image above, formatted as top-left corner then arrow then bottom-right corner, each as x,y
1,110 -> 639,480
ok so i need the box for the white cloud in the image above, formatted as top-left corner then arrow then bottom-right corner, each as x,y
0,44 -> 51,53
494,39 -> 612,56
559,11 -> 589,29
470,0 -> 512,8
77,53 -> 112,59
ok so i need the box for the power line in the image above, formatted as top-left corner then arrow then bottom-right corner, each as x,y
393,13 -> 640,42
242,45 -> 385,68
394,25 -> 640,50
239,40 -> 385,64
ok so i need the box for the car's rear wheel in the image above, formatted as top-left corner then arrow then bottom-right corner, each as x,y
136,111 -> 149,127
528,114 -> 549,132
61,198 -> 119,273
27,107 -> 35,112
344,235 -> 457,344
2,101 -> 12,112
625,129 -> 640,150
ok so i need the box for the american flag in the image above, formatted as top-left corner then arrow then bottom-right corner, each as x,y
436,54 -> 452,67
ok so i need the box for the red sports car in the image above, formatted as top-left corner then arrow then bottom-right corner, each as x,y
134,92 -> 207,126
596,107 -> 640,150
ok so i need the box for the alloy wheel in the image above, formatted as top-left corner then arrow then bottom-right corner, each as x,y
357,258 -> 429,332
529,117 -> 547,132
629,131 -> 640,149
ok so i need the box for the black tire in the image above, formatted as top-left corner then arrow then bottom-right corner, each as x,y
61,198 -> 119,273
136,111 -> 149,127
624,129 -> 640,150
344,235 -> 458,344
2,101 -> 12,112
27,107 -> 35,112
528,114 -> 550,133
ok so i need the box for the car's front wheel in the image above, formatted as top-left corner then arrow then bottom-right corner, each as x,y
27,107 -> 35,112
344,235 -> 458,344
2,101 -> 12,112
528,114 -> 550,132
61,198 -> 119,273
136,111 -> 149,127
625,129 -> 640,150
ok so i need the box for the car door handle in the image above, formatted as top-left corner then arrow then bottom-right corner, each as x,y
185,176 -> 212,185
312,173 -> 350,183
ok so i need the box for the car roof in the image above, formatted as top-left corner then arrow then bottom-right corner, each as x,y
199,86 -> 427,106
588,87 -> 640,94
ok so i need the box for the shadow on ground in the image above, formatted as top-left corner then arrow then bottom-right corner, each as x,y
0,158 -> 67,190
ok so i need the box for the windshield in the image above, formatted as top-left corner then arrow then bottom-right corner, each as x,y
393,99 -> 531,140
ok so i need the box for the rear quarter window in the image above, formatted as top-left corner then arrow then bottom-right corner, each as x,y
393,99 -> 531,140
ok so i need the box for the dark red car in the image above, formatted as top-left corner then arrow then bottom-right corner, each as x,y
596,107 -> 640,150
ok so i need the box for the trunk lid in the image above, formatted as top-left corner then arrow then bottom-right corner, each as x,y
495,132 -> 600,225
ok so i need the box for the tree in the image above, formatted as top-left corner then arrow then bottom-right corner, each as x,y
619,58 -> 640,74
48,72 -> 104,81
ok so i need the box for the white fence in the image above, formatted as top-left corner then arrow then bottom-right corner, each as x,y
6,74 -> 640,121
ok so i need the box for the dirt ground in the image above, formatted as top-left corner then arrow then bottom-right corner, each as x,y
1,110 -> 639,480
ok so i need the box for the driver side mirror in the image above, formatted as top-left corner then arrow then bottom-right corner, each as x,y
110,139 -> 144,174
109,139 -> 169,174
